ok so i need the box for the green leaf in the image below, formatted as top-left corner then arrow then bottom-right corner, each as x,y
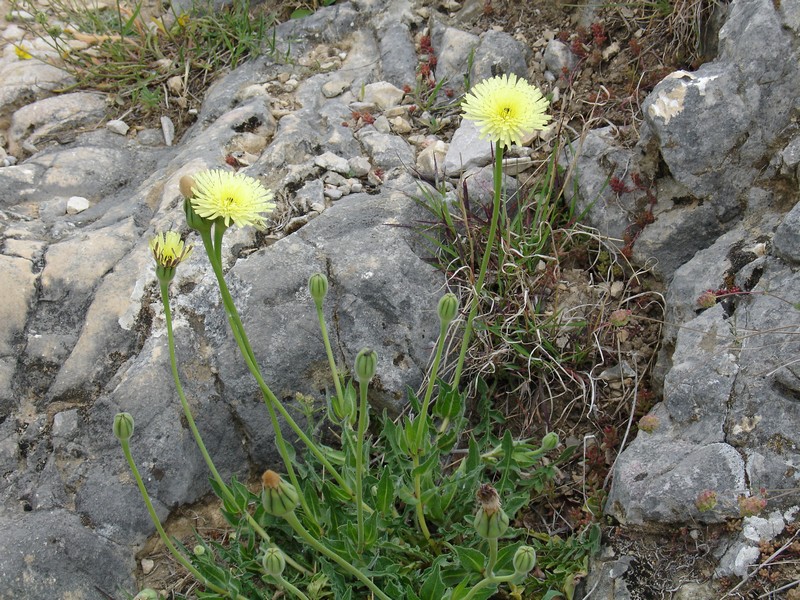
453,545 -> 486,574
412,449 -> 440,478
290,8 -> 313,18
376,468 -> 394,515
497,430 -> 515,493
542,590 -> 565,600
419,563 -> 446,600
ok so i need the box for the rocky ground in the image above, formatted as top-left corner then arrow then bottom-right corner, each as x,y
2,0 -> 800,598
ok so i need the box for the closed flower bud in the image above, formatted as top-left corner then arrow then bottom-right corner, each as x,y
437,293 -> 458,325
262,547 -> 286,577
113,412 -> 135,442
512,545 -> 537,575
193,545 -> 205,556
184,197 -> 211,233
540,431 -> 559,452
179,174 -> 195,199
261,470 -> 299,517
309,273 -> 329,308
354,348 -> 378,383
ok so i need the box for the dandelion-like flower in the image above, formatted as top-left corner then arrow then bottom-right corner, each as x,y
150,231 -> 193,268
150,231 -> 192,284
462,74 -> 551,148
190,169 -> 275,229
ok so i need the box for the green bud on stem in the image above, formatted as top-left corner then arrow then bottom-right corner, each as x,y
113,412 -> 135,442
261,470 -> 299,517
512,545 -> 537,576
354,348 -> 378,384
540,431 -> 559,452
309,273 -> 329,308
437,292 -> 459,325
262,547 -> 286,577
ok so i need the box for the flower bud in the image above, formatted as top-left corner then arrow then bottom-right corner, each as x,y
512,545 -> 537,575
133,590 -> 159,600
437,293 -> 458,325
193,545 -> 205,556
540,431 -> 559,452
261,470 -> 299,517
113,412 -> 135,442
309,273 -> 329,308
184,197 -> 211,233
473,484 -> 509,539
179,174 -> 195,199
354,348 -> 378,384
262,547 -> 286,577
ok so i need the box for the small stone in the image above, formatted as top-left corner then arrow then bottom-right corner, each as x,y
350,182 -> 363,193
315,152 -> 350,175
322,79 -> 349,98
66,196 -> 90,215
106,120 -> 129,136
141,558 -> 155,575
361,81 -> 406,110
324,187 -> 343,200
390,116 -> 412,134
160,116 -> 175,146
348,156 -> 371,177
373,115 -> 392,134
310,202 -> 326,213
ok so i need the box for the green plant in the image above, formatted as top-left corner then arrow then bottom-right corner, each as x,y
11,0 -> 278,128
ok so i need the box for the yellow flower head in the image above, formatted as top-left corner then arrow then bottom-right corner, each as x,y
150,230 -> 193,268
190,169 -> 275,229
462,74 -> 551,148
14,46 -> 32,60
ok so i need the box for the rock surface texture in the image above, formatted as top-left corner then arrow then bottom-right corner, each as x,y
1,0 -> 800,598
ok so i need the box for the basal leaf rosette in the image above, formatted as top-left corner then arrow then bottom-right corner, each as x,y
190,169 -> 275,229
462,74 -> 551,148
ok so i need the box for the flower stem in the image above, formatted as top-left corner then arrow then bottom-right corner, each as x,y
158,281 -> 309,576
452,141 -> 504,389
120,439 -> 247,600
355,378 -> 369,552
275,574 -> 310,600
283,511 -> 393,600
486,537 -> 499,576
461,572 -> 516,600
416,317 -> 449,447
313,302 -> 346,405
198,230 -> 313,518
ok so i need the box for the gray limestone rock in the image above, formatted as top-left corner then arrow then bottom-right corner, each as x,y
470,30 -> 531,83
444,118 -> 492,175
378,23 -> 418,89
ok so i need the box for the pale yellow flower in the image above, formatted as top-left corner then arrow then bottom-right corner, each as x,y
14,46 -> 32,60
190,169 -> 275,229
462,74 -> 551,148
150,230 -> 192,268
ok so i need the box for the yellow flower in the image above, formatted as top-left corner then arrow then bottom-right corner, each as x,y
150,231 -> 193,268
462,74 -> 551,148
190,169 -> 275,229
14,46 -> 32,60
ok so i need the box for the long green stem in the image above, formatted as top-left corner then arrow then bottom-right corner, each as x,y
276,574 -> 310,600
416,318 -> 449,447
199,230 -> 313,519
120,439 -> 247,600
355,378 -> 369,552
283,511 -> 393,600
159,281 -> 309,575
314,302 -> 346,405
453,141 -> 504,389
461,572 -> 516,600
200,230 -> 351,499
411,452 -> 433,544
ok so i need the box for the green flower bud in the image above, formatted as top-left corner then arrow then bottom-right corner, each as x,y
113,412 -> 135,442
513,545 -> 537,575
309,273 -> 329,308
540,431 -> 559,452
329,388 -> 355,423
193,544 -> 205,556
262,547 -> 286,577
354,348 -> 378,383
261,470 -> 299,517
133,589 -> 159,600
473,484 -> 509,539
437,293 -> 458,325
184,197 -> 211,233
